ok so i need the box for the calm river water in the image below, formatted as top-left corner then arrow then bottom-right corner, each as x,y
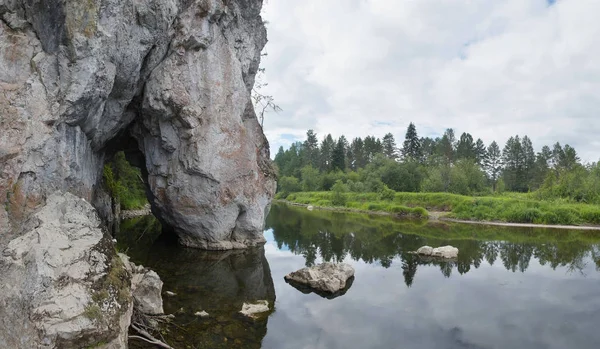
119,202 -> 600,349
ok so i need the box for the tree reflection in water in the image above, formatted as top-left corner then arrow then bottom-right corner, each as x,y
266,203 -> 600,287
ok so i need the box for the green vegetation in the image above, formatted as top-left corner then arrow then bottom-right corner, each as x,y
103,151 -> 147,210
284,191 -> 600,226
83,304 -> 102,322
285,191 -> 429,219
274,124 -> 600,226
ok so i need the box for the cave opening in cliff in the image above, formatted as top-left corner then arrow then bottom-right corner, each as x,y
98,130 -> 164,237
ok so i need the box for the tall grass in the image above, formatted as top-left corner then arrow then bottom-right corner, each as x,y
284,191 -> 600,226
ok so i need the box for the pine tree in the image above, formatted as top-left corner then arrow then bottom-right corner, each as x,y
484,141 -> 502,192
319,134 -> 335,172
475,138 -> 487,166
331,137 -> 347,171
437,128 -> 456,163
402,122 -> 422,161
364,136 -> 383,163
302,129 -> 319,168
502,136 -> 526,191
420,137 -> 437,164
349,137 -> 366,170
382,133 -> 398,160
456,132 -> 476,160
562,144 -> 580,170
521,136 -> 535,189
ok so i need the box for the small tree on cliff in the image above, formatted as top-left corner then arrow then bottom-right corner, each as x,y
252,58 -> 282,127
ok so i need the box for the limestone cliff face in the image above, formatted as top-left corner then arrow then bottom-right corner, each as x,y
0,0 -> 274,346
0,0 -> 275,248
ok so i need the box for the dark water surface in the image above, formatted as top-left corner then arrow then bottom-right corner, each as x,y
119,203 -> 600,349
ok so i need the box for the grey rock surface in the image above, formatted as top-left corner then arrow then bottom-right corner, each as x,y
284,262 -> 356,294
432,245 -> 459,258
120,253 -> 164,315
416,246 -> 434,255
240,300 -> 270,318
416,245 -> 459,258
0,193 -> 132,349
0,0 -> 274,249
1,1 -> 270,346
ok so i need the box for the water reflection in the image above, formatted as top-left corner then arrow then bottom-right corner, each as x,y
266,203 -> 600,287
116,217 -> 275,348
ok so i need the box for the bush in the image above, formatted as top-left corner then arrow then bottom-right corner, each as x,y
331,180 -> 348,206
278,176 -> 301,197
380,186 -> 396,201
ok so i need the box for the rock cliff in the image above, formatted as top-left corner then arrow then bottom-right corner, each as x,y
0,0 -> 273,346
0,0 -> 274,248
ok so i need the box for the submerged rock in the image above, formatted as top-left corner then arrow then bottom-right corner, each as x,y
240,300 -> 270,319
284,262 -> 355,295
195,311 -> 210,318
416,245 -> 459,259
416,246 -> 434,255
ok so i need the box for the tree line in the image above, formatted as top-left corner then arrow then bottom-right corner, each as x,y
274,123 -> 600,203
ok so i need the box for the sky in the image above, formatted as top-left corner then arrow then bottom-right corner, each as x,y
257,0 -> 600,163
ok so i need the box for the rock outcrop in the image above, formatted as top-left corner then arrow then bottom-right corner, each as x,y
0,0 -> 275,250
0,0 -> 272,347
284,262 -> 355,296
120,254 -> 164,316
0,193 -> 132,348
416,245 -> 459,259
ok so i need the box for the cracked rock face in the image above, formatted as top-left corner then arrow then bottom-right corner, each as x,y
0,0 -> 275,249
0,193 -> 133,348
0,0 -> 273,346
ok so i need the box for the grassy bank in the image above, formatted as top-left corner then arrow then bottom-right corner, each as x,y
284,192 -> 429,219
283,191 -> 600,226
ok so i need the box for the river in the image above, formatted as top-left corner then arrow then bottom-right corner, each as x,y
119,202 -> 600,349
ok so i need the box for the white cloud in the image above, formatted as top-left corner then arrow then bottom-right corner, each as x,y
259,0 -> 600,162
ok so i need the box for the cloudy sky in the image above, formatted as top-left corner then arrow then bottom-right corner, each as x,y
257,0 -> 599,162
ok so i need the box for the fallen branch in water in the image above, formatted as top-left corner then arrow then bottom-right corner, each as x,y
130,323 -> 174,349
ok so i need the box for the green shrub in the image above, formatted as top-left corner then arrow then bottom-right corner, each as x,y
380,186 -> 396,201
331,180 -> 348,206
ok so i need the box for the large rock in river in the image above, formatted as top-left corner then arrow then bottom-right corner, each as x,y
416,245 -> 459,259
284,262 -> 355,295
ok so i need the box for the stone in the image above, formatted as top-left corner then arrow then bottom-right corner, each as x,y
284,262 -> 355,294
432,245 -> 459,259
195,311 -> 210,318
0,193 -> 133,348
120,254 -> 164,315
307,205 -> 314,211
416,246 -> 434,256
416,245 -> 458,258
240,301 -> 270,318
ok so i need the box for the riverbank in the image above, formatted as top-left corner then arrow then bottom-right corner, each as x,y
282,191 -> 600,228
276,200 -> 429,219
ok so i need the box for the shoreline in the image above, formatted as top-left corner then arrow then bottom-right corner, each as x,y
275,200 -> 406,217
277,200 -> 600,231
438,217 -> 600,231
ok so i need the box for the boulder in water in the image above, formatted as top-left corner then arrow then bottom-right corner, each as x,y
240,300 -> 270,319
416,245 -> 458,258
284,262 -> 355,294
